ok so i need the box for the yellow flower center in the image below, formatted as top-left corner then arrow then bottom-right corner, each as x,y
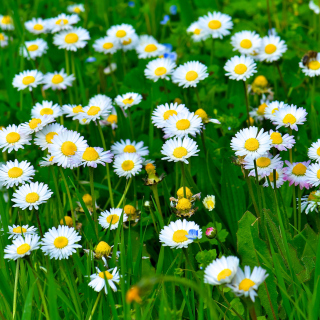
123,145 -> 136,153
270,132 -> 282,144
45,132 -> 57,144
176,198 -> 192,211
1,16 -> 11,24
28,44 -> 39,51
256,157 -> 271,168
8,167 -> 23,178
103,42 -> 114,50
177,187 -> 193,199
121,160 -> 134,171
163,109 -> 177,120
269,171 -> 279,182
98,270 -> 113,279
60,216 -> 73,227
82,147 -> 100,161
172,229 -> 188,243
145,163 -> 155,173
22,76 -> 35,85
253,75 -> 268,87
123,98 -> 134,105
16,243 -> 31,255
123,38 -> 132,45
25,192 -> 39,203
257,103 -> 267,115
292,163 -> 307,176
29,118 -> 42,129
107,114 -> 117,123
208,20 -> 221,29
65,33 -> 79,44
87,106 -> 101,116
49,156 -> 54,161
308,61 -> 320,70
52,74 -> 64,84
33,24 -> 43,30
40,108 -> 54,116
239,278 -> 255,291
116,30 -> 126,38
234,64 -> 247,75
124,205 -> 136,215
154,67 -> 167,76
308,191 -> 317,201
173,147 -> 188,158
206,200 -> 215,209
56,19 -> 68,25
54,236 -> 69,249
13,226 -> 27,233
283,114 -> 296,125
194,28 -> 201,35
61,141 -> 77,156
265,44 -> 277,54
317,169 -> 320,180
82,193 -> 92,205
0,33 -> 4,41
73,105 -> 83,114
96,241 -> 112,255
176,119 -> 190,130
106,214 -> 120,224
244,138 -> 259,151
317,147 -> 320,156
6,132 -> 20,143
74,7 -> 81,13
144,44 -> 157,52
185,71 -> 198,81
195,108 -> 208,121
271,108 -> 278,114
240,39 -> 252,49
217,268 -> 232,281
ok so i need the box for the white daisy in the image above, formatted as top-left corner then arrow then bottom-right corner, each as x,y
272,105 -> 307,131
114,92 -> 142,110
198,11 -> 233,39
224,55 -> 257,81
107,23 -> 136,44
0,15 -> 14,30
306,163 -> 320,187
62,104 -> 84,118
8,225 -> 37,239
67,4 -> 85,14
163,111 -> 203,138
262,167 -> 285,189
24,17 -> 49,34
111,139 -> 149,157
144,58 -> 176,82
0,124 -> 31,153
187,21 -> 210,42
20,116 -> 55,135
135,35 -> 166,59
4,234 -> 40,260
39,154 -> 55,167
159,219 -> 202,249
71,146 -> 113,168
228,266 -> 268,302
34,123 -> 66,150
53,27 -> 90,51
264,100 -> 287,120
300,191 -> 320,214
231,31 -> 261,55
12,181 -> 53,210
161,136 -> 199,164
172,61 -> 208,88
202,195 -> 216,211
299,52 -> 320,77
48,130 -> 88,169
269,129 -> 295,151
104,63 -> 117,74
230,126 -> 271,160
49,13 -> 80,33
41,225 -> 82,260
99,107 -> 118,130
20,38 -> 48,60
0,159 -> 35,188
120,32 -> 139,51
310,1 -> 320,14
12,70 -> 43,91
0,32 -> 8,47
259,35 -> 287,62
204,256 -> 239,285
31,101 -> 63,119
88,266 -> 120,294
93,36 -> 120,54
98,208 -> 127,230
308,139 -> 320,162
151,102 -> 189,129
284,160 -> 311,190
249,102 -> 268,121
113,153 -> 143,179
42,69 -> 75,91
89,94 -> 113,106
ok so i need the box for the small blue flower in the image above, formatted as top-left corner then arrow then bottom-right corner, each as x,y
128,1 -> 135,7
170,5 -> 177,15
163,43 -> 173,51
186,229 -> 198,240
160,15 -> 170,25
164,52 -> 177,61
86,57 -> 96,63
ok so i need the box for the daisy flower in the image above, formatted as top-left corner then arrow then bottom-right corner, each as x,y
135,35 -> 166,59
230,126 -> 271,160
198,11 -> 233,39
249,102 -> 268,121
20,39 -> 48,60
89,94 -> 113,106
113,153 -> 143,179
151,102 -> 189,129
42,69 -> 75,91
262,167 -> 285,189
41,225 -> 81,260
159,219 -> 202,249
144,58 -> 176,82
107,23 -> 136,44
0,159 -> 35,188
88,266 -> 120,294
98,208 -> 127,230
300,191 -> 320,214
161,136 -> 199,164
259,35 -> 287,62
0,32 -> 8,47
0,124 -> 31,153
39,155 -> 55,167
8,225 -> 37,239
24,17 -> 49,34
264,100 -> 287,120
163,112 -> 202,138
48,130 -> 88,169
120,32 -> 139,51
111,139 -> 149,157
62,104 -> 84,118
272,105 -> 307,131
269,129 -> 295,151
12,70 -> 43,91
34,123 -> 66,150
204,256 -> 239,285
20,116 -> 55,135
71,146 -> 113,168
308,139 -> 320,162
194,108 -> 220,125
284,160 -> 311,190
4,234 -> 40,260
186,21 -> 210,42
299,52 -> 320,77
67,4 -> 85,14
31,101 -> 63,119
228,266 -> 268,302
243,153 -> 283,177
93,36 -> 120,54
0,15 -> 14,30
231,31 -> 261,55
53,27 -> 90,51
306,163 -> 320,187
114,92 -> 142,110
202,195 -> 216,211
49,13 -> 80,33
100,107 -> 118,130
310,1 -> 320,14
172,61 -> 208,88
224,55 -> 257,81
12,181 -> 53,210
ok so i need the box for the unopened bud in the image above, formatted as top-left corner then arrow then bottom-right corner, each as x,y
205,227 -> 217,239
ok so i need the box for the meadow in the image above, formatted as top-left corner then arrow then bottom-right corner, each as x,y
1,0 -> 320,319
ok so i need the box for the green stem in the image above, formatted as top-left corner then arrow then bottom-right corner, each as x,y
51,167 -> 63,220
217,287 -> 245,320
35,210 -> 43,237
89,167 -> 98,237
243,80 -> 250,126
298,188 -> 302,232
88,292 -> 102,320
65,50 -> 70,75
200,130 -> 207,156
127,109 -> 135,139
20,90 -> 23,111
151,184 -> 163,219
275,62 -> 288,100
116,177 -> 132,208
210,40 -> 215,65
180,162 -> 187,198
195,87 -> 201,109
253,160 -> 262,214
12,259 -> 20,320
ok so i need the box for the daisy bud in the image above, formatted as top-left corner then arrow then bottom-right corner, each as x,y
60,216 -> 73,227
126,286 -> 142,304
95,241 -> 112,258
205,227 -> 217,239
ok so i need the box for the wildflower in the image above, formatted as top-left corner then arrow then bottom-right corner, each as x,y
20,116 -> 55,135
126,286 -> 142,303
205,227 -> 217,239
86,56 -> 96,63
60,216 -> 73,227
95,241 -> 112,259
248,75 -> 274,99
98,208 -> 127,230
42,69 -> 75,91
160,15 -> 170,25
284,160 -> 311,190
224,55 -> 257,81
269,129 -> 295,151
53,27 -> 90,51
111,139 -> 149,157
107,24 -> 136,45
4,234 -> 40,260
113,153 -> 143,179
24,17 -> 48,34
0,124 -> 31,153
203,195 -> 216,211
12,70 -> 43,91
262,168 -> 285,189
0,15 -> 14,30
67,4 -> 85,14
62,104 -> 84,119
93,36 -> 120,54
20,39 -> 48,60
128,1 -> 135,8
76,193 -> 99,213
120,33 -> 139,51
72,146 -> 113,168
88,266 -> 120,294
187,21 -> 209,42
123,204 -> 140,223
8,225 -> 37,239
249,102 -> 268,121
264,100 -> 287,120
99,107 -> 118,130
170,5 -> 177,15
231,31 -> 261,55
244,153 -> 283,177
300,191 -> 320,214
49,13 -> 80,33
114,92 -> 143,110
308,139 -> 320,162
0,32 -> 8,47
39,155 -> 55,167
31,101 -> 63,119
305,162 -> 320,187
135,35 -> 166,59
272,105 -> 307,131
299,52 -> 320,77
144,57 -> 176,82
194,108 -> 220,124
259,35 -> 287,62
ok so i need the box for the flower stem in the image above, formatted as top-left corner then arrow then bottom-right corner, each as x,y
298,188 -> 302,232
243,80 -> 250,127
180,162 -> 187,198
151,184 -> 163,219
35,210 -> 43,237
275,62 -> 288,100
65,50 -> 70,75
195,87 -> 201,109
116,177 -> 132,208
88,292 -> 102,320
12,259 -> 20,320
51,166 -> 63,220
89,167 -> 98,237
20,90 -> 23,111
245,170 -> 259,217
